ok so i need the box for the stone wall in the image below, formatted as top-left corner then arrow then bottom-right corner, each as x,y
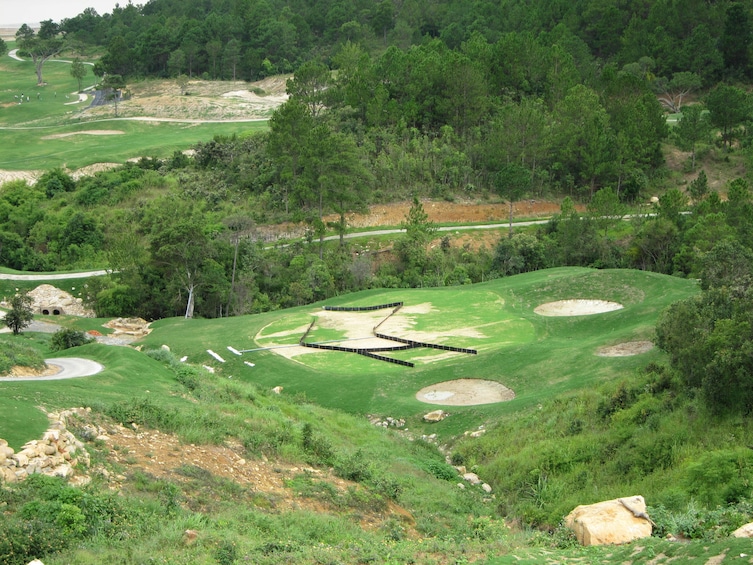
0,408 -> 91,487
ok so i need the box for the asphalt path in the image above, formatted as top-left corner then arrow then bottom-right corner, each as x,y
0,358 -> 104,381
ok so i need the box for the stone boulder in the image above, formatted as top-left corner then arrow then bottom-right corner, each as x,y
732,522 -> 753,538
565,495 -> 653,546
423,410 -> 448,422
27,284 -> 94,317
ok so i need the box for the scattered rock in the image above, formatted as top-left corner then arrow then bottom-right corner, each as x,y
0,408 -> 91,485
565,495 -> 653,546
183,529 -> 199,545
423,410 -> 448,422
463,472 -> 481,485
24,284 -> 95,317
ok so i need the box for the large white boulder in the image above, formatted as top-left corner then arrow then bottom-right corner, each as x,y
565,495 -> 653,546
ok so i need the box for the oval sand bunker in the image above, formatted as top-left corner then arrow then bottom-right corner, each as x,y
534,299 -> 623,316
416,379 -> 515,406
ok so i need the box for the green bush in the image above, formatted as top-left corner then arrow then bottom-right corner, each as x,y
105,397 -> 179,432
0,340 -> 45,374
50,328 -> 94,351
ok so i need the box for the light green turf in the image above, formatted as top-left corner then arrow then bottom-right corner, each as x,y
1,268 -> 699,445
138,268 -> 700,438
0,51 -> 267,170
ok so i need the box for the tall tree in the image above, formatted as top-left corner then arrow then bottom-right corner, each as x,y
286,60 -> 332,118
5,291 -> 34,335
267,99 -> 315,214
673,104 -> 711,170
15,21 -> 65,85
69,58 -> 87,92
706,84 -> 749,149
720,2 -> 753,78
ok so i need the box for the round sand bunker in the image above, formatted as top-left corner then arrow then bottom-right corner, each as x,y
416,379 -> 515,406
534,299 -> 623,316
596,340 -> 654,357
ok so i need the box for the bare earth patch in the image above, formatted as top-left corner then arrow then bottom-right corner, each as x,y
41,130 -> 124,140
258,303 -> 481,363
596,341 -> 654,357
416,379 -> 515,406
2,364 -> 61,378
534,299 -> 624,316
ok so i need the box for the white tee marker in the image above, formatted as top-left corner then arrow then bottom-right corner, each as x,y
207,350 -> 225,363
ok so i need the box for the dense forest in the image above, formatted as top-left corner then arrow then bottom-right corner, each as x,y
56,0 -> 752,84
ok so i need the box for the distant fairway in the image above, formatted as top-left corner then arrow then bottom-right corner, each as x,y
0,46 -> 270,172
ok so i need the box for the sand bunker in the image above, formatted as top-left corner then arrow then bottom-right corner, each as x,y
534,299 -> 623,316
596,340 -> 654,357
416,379 -> 515,406
42,130 -> 125,140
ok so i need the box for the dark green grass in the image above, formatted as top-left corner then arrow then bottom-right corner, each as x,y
140,268 -> 699,439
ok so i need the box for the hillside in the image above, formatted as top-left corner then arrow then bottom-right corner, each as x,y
4,268 -> 753,563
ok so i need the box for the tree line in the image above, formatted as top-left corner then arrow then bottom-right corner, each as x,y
28,0 -> 753,85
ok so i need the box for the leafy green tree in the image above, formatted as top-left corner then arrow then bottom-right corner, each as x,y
588,187 -> 627,236
268,99 -> 315,214
689,170 -> 709,203
493,164 -> 531,239
0,37 -> 6,56
206,40 -> 222,79
176,74 -> 190,95
395,197 -> 436,277
720,2 -> 753,78
493,232 -> 547,276
224,38 -> 241,81
699,239 -> 753,292
706,84 -> 749,149
286,61 -> 332,118
147,198 -> 220,318
168,49 -> 186,77
101,74 -> 126,116
552,84 -> 612,195
629,217 -> 679,273
658,188 -> 689,227
38,169 -> 75,199
70,58 -> 87,92
674,104 -> 711,171
5,291 -> 34,335
15,21 -> 65,85
681,24 -> 723,84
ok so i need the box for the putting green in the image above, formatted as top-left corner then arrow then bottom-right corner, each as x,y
254,288 -> 535,373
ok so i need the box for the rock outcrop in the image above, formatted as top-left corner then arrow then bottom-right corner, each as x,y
732,522 -> 753,538
0,408 -> 91,486
565,495 -> 653,546
27,284 -> 95,317
423,409 -> 448,422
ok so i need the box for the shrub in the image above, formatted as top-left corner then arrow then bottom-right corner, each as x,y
50,328 -> 93,351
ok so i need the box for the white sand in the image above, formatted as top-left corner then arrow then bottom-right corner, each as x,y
534,299 -> 623,316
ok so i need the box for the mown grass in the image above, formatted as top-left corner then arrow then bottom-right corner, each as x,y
139,268 -> 698,439
0,52 -> 267,170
